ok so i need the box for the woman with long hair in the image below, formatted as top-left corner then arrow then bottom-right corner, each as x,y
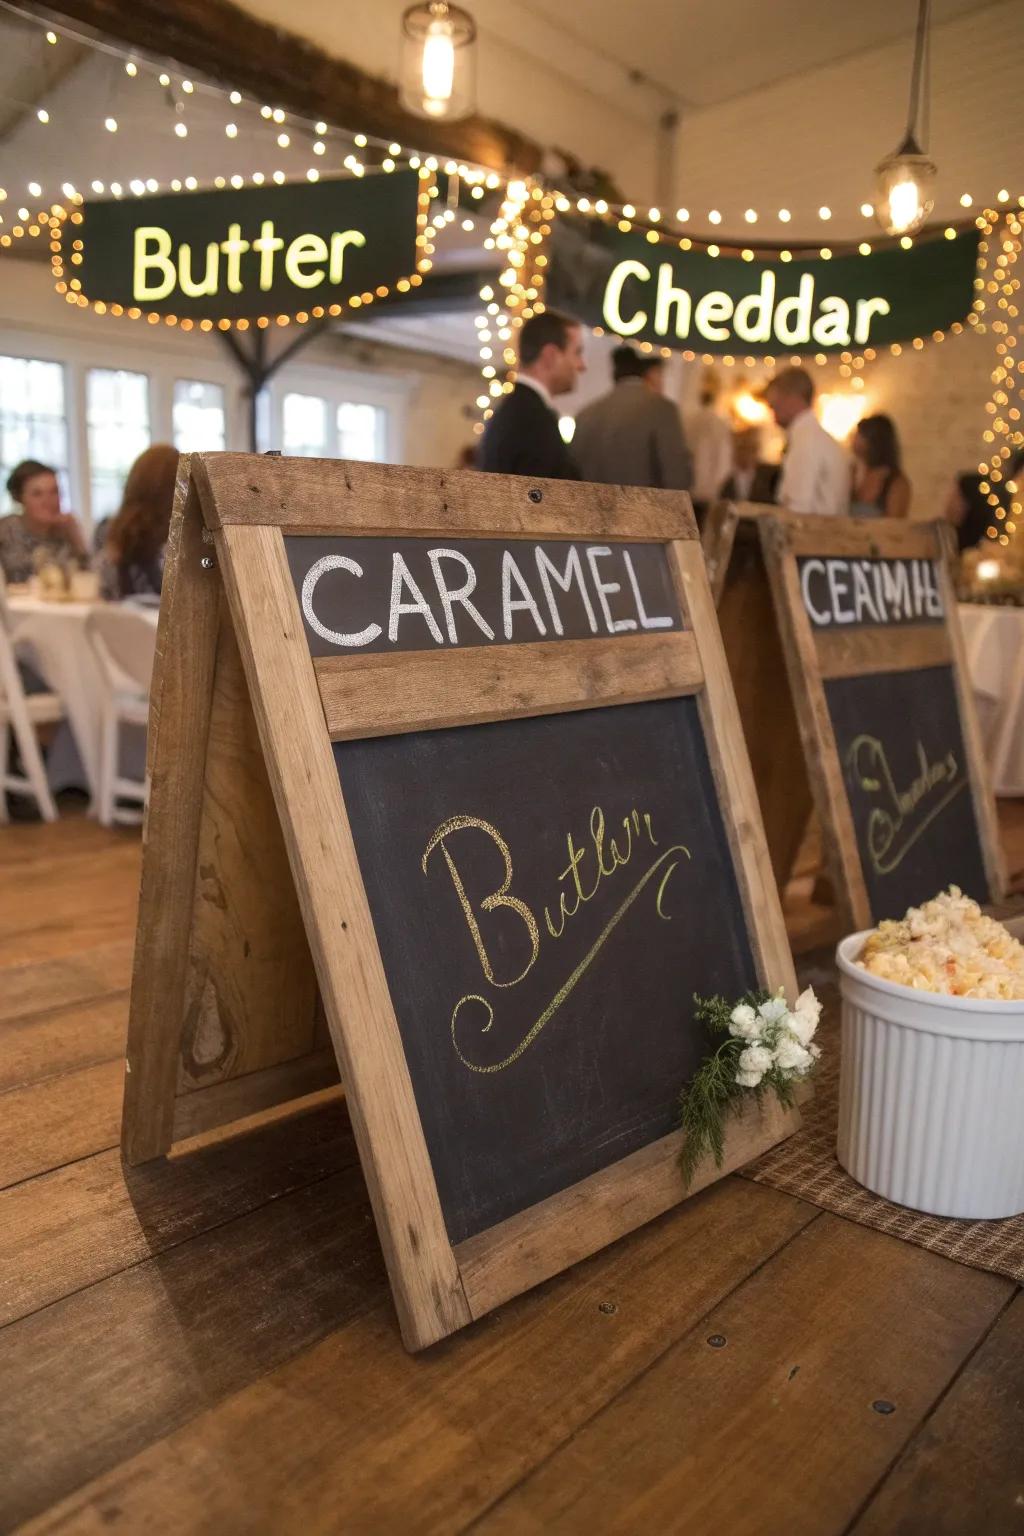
850,414 -> 911,518
96,444 -> 179,600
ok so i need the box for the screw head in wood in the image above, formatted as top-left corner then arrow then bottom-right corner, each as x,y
707,1334 -> 727,1348
200,555 -> 216,569
872,1399 -> 896,1415
527,487 -> 543,503
598,1301 -> 618,1315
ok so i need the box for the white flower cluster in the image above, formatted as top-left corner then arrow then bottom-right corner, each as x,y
729,987 -> 822,1089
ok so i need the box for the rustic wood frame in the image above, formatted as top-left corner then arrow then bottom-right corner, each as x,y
124,453 -> 799,1350
760,512 -> 1005,933
701,501 -> 814,893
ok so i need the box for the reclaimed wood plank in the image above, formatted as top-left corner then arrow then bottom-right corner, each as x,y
0,941 -> 132,1026
0,1170 -> 387,1530
780,516 -> 940,560
172,1049 -> 340,1140
851,1291 -> 1024,1536
455,1094 -> 796,1321
477,1216 -> 1011,1535
15,1181 -> 818,1535
194,454 -> 696,541
815,623 -> 952,680
0,1097 -> 357,1328
315,631 -> 704,741
213,520 -> 471,1350
0,1059 -> 123,1192
121,467 -> 221,1165
178,612 -> 319,1097
0,995 -> 126,1094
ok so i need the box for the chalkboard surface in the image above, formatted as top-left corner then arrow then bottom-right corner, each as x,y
286,535 -> 682,656
826,665 -> 989,920
336,697 -> 758,1244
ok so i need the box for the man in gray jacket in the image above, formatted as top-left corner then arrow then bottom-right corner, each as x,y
572,347 -> 692,490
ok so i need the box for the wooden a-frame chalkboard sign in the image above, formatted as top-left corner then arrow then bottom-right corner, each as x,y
123,453 -> 798,1351
761,514 -> 1005,931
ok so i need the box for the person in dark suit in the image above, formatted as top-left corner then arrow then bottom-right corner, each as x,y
572,346 -> 692,489
478,309 -> 585,479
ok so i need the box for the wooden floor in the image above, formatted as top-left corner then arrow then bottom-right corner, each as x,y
2,810 -> 1024,1535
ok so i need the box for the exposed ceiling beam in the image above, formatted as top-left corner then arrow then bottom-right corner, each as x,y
17,0 -> 545,171
0,12 -> 89,142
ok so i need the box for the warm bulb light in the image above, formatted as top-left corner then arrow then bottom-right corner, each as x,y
873,147 -> 936,236
818,392 -> 867,441
104,117 -> 117,132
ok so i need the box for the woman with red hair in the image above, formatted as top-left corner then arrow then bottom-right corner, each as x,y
96,444 -> 179,600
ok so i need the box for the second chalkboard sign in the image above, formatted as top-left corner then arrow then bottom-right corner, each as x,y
763,514 -> 1003,930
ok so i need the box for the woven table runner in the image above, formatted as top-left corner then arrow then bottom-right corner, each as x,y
739,970 -> 1024,1285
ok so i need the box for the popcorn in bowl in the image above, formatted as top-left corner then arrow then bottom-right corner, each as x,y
858,887 -> 1024,1001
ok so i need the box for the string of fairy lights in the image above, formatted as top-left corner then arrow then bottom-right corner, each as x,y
973,208 -> 1023,545
1,17 -> 1023,550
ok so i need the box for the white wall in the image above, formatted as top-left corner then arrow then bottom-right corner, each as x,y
673,1 -> 1024,240
0,257 -> 479,526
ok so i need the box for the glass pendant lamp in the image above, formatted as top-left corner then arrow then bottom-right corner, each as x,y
400,2 -> 477,122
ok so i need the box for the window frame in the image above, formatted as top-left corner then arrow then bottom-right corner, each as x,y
267,362 -> 409,464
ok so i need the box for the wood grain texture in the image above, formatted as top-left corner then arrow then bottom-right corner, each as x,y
212,520 -> 470,1350
0,1097 -> 356,1327
193,454 -> 696,541
815,622 -> 952,679
0,1059 -> 123,1192
934,522 -> 1006,904
762,514 -> 873,931
172,1049 -> 339,1140
315,630 -> 704,741
455,1094 -> 798,1320
851,1291 -> 1024,1536
0,1169 -> 387,1530
478,1217 -> 1011,1535
0,994 -> 126,1093
17,1181 -> 818,1536
701,499 -> 739,606
178,609 -> 319,1096
778,515 -> 942,560
668,539 -> 798,1002
121,466 -> 221,1164
716,514 -> 813,888
0,941 -> 132,1026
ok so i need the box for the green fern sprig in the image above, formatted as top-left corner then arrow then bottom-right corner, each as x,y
678,988 -> 781,1190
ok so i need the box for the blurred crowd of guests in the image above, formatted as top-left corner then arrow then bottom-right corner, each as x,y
476,309 -> 1001,551
0,446 -> 179,598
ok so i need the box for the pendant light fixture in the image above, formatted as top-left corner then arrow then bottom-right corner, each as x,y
873,0 -> 936,236
400,2 -> 477,122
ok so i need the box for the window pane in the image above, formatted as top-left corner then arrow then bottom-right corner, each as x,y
173,379 -> 226,452
86,368 -> 150,522
282,393 -> 327,457
336,401 -> 385,462
0,355 -> 70,510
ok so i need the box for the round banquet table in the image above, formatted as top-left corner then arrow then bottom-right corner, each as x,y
7,594 -> 156,810
957,602 -> 1024,797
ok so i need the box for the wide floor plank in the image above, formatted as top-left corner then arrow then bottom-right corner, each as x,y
475,1216 -> 1012,1536
0,1096 -> 358,1327
850,1290 -> 1024,1536
0,942 -> 132,1023
16,1180 -> 817,1535
0,996 -> 127,1094
0,1060 -> 124,1191
0,1169 -> 385,1529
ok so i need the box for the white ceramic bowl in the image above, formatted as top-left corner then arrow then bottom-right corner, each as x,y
836,931 -> 1024,1219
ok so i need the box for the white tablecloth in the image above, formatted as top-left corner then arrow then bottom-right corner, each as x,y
8,596 -> 156,807
958,603 -> 1024,797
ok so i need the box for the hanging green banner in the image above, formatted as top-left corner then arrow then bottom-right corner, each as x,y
544,216 -> 981,354
75,170 -> 424,321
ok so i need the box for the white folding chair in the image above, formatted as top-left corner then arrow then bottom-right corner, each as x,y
86,606 -> 158,827
0,610 -> 63,824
